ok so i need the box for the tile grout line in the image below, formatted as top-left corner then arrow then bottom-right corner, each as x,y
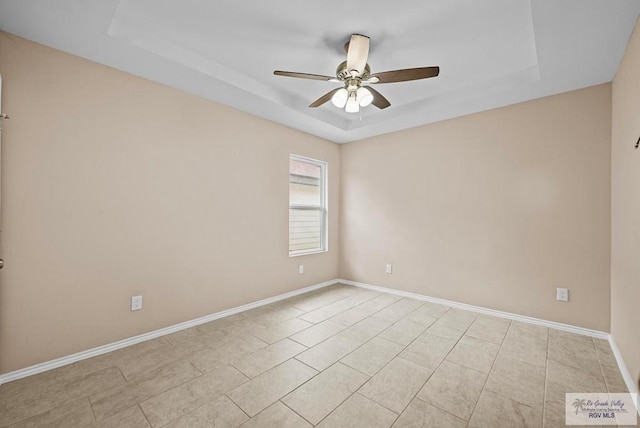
400,312 -> 481,425
354,306 -> 472,423
541,327 -> 550,428
285,300 -> 439,425
278,399 -> 317,427
138,403 -> 154,427
461,319 -> 512,428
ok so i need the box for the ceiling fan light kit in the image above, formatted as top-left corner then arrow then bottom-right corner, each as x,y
274,34 -> 440,113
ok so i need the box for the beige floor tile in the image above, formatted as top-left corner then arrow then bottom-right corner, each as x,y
601,364 -> 629,393
378,318 -> 431,346
251,318 -> 313,344
548,333 -> 601,377
341,337 -> 404,376
232,339 -> 307,378
330,294 -> 401,326
392,398 -> 466,428
10,398 -> 94,428
330,302 -> 384,327
252,306 -> 306,326
542,400 -> 567,428
198,328 -> 268,352
468,390 -> 542,428
407,302 -> 450,321
548,328 -> 594,348
282,362 -> 369,425
55,366 -> 127,406
417,360 -> 487,421
163,327 -> 202,347
139,364 -> 248,427
196,319 -> 263,344
359,358 -> 433,414
189,335 -> 268,373
288,287 -> 355,313
0,363 -> 93,426
545,359 -> 607,403
372,298 -> 424,323
399,333 -> 458,370
499,326 -> 548,368
446,336 -> 500,373
509,321 -> 548,340
295,334 -> 363,371
297,318 -> 391,371
75,338 -> 170,377
465,315 -> 511,344
118,341 -> 206,384
435,309 -> 477,332
240,401 -> 312,428
484,354 -> 545,408
299,291 -> 380,324
162,395 -> 249,428
340,317 -> 393,343
289,320 -> 348,347
317,393 -> 398,428
95,405 -> 151,428
594,338 -> 618,368
90,360 -> 201,421
423,321 -> 465,341
228,359 -> 317,417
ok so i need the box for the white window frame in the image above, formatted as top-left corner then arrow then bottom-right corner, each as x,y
289,154 -> 328,257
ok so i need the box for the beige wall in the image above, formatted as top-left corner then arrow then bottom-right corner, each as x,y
340,84 -> 612,332
0,33 -> 340,374
611,17 -> 640,392
0,30 -> 623,376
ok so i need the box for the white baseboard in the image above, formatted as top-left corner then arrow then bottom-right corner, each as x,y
0,279 -> 338,385
608,335 -> 640,416
339,279 -> 609,339
340,278 -> 639,416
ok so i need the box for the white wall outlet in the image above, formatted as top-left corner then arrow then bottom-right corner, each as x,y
131,295 -> 143,311
385,264 -> 393,274
298,264 -> 304,274
556,288 -> 569,302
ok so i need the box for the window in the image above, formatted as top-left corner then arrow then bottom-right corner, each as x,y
289,155 -> 327,256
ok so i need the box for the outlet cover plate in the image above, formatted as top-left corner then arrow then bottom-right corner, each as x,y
556,288 -> 569,302
131,295 -> 143,311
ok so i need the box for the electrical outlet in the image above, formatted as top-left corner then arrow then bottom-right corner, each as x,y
299,264 -> 304,274
131,295 -> 143,311
385,264 -> 393,274
556,288 -> 569,302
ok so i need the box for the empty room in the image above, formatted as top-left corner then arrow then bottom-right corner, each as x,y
0,1 -> 639,427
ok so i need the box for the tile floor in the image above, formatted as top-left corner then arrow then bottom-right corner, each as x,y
0,284 -> 632,427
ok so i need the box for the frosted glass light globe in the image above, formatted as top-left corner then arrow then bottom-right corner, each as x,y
331,88 -> 348,108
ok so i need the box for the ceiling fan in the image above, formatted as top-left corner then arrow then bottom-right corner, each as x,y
273,34 -> 440,113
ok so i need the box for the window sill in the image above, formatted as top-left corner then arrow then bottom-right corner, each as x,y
289,249 -> 327,258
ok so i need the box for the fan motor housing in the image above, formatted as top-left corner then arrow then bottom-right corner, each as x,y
336,61 -> 371,81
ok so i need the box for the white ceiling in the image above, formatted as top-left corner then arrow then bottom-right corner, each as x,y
1,0 -> 639,143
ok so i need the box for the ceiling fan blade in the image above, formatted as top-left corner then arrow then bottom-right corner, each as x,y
309,88 -> 341,107
346,34 -> 370,76
365,86 -> 391,109
369,66 -> 440,84
274,71 -> 337,81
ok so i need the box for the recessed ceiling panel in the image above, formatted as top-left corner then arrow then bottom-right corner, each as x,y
108,0 -> 538,130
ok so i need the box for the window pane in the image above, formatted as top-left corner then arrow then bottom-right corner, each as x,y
289,159 -> 321,206
289,155 -> 326,256
289,208 -> 322,252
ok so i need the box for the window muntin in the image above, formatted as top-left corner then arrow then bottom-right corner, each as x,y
289,155 -> 327,256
